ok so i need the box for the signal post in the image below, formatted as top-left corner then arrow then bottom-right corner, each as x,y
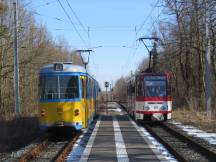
105,81 -> 109,115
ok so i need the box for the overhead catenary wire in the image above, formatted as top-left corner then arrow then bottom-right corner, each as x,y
123,0 -> 161,75
65,0 -> 88,36
53,28 -> 135,32
136,0 -> 160,35
57,0 -> 88,47
31,11 -> 67,22
146,7 -> 166,36
24,0 -> 57,8
35,0 -> 57,8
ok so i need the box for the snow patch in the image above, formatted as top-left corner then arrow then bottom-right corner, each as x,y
169,120 -> 216,145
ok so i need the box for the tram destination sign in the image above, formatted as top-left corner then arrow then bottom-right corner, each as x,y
144,76 -> 166,81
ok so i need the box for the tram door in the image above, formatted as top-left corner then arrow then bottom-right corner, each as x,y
81,76 -> 87,128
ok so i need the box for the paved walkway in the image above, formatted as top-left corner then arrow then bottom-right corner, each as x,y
79,114 -> 167,162
67,102 -> 169,162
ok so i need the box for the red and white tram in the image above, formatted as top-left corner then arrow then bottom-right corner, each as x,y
127,73 -> 172,121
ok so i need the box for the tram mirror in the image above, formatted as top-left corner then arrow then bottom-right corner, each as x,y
99,88 -> 101,92
171,86 -> 175,93
131,86 -> 135,93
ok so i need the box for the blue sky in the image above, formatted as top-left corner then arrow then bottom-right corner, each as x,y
26,0 -> 162,89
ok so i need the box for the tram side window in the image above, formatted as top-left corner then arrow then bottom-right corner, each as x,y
81,78 -> 85,98
94,83 -> 96,98
39,76 -> 58,100
128,84 -> 134,96
136,80 -> 144,96
92,81 -> 95,98
167,83 -> 171,95
59,76 -> 79,99
86,78 -> 91,98
89,79 -> 92,98
86,79 -> 88,98
93,82 -> 95,99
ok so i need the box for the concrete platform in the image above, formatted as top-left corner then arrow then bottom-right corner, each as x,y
76,102 -> 168,162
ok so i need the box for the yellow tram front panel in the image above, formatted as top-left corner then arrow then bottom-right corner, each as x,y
39,101 -> 83,130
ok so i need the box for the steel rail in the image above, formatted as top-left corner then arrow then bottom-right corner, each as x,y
144,124 -> 188,162
162,123 -> 216,161
19,134 -> 51,162
144,123 -> 216,162
54,132 -> 81,162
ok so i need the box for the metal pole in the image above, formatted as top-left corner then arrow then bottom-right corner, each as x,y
109,83 -> 111,101
110,81 -> 113,101
106,87 -> 108,115
13,2 -> 20,118
138,37 -> 159,71
205,0 -> 212,119
148,51 -> 152,69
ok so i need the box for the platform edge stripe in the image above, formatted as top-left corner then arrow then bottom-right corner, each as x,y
113,116 -> 129,162
127,116 -> 168,162
79,116 -> 101,162
66,133 -> 85,162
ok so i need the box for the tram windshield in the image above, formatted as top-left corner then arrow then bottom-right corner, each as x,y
144,76 -> 167,97
59,76 -> 79,99
39,75 -> 79,100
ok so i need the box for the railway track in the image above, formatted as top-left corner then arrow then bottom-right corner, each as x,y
19,130 -> 81,162
143,122 -> 216,162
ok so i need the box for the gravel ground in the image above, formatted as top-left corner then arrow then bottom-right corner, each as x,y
0,128 -> 78,162
29,128 -> 78,162
0,134 -> 45,162
30,140 -> 68,162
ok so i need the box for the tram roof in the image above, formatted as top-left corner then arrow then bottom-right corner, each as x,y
39,62 -> 86,74
137,72 -> 169,76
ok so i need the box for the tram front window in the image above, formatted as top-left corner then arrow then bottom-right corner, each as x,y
39,75 -> 79,100
144,80 -> 166,97
39,76 -> 58,100
59,76 -> 79,99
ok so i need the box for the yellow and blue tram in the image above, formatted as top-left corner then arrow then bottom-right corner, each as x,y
38,62 -> 99,131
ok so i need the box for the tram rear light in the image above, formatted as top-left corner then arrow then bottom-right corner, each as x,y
74,109 -> 79,116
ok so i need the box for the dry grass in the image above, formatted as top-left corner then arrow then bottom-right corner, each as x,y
173,108 -> 216,132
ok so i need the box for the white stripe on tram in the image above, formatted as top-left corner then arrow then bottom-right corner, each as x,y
113,116 -> 129,162
79,116 -> 101,162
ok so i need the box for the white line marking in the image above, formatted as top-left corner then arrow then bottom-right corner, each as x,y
79,116 -> 101,162
113,116 -> 129,162
66,128 -> 89,162
127,116 -> 168,161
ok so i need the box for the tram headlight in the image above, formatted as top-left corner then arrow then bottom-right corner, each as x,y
41,108 -> 45,116
160,105 -> 168,110
144,106 -> 150,110
74,109 -> 80,116
57,108 -> 63,115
